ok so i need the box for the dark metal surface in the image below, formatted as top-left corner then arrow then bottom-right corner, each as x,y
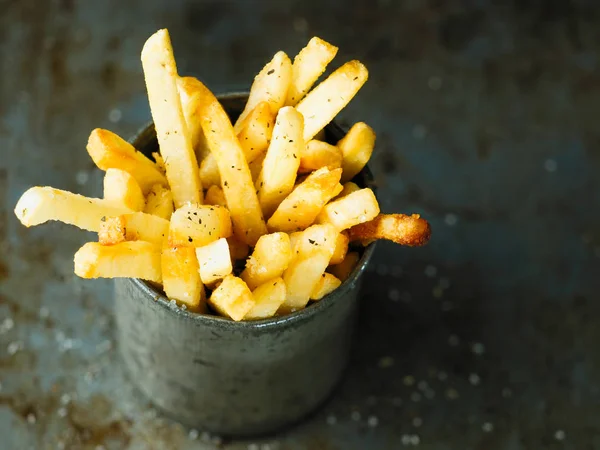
2,0 -> 600,449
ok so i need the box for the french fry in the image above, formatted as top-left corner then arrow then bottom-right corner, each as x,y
227,237 -> 249,261
248,152 -> 265,182
15,186 -> 132,232
162,246 -> 205,311
267,167 -> 342,232
233,51 -> 292,133
255,107 -> 303,218
334,181 -> 361,199
199,153 -> 221,190
144,184 -> 174,220
195,238 -> 233,285
328,251 -> 360,282
330,231 -> 349,265
178,78 -> 210,163
141,29 -> 202,207
245,278 -> 286,320
338,122 -> 375,182
178,77 -> 267,245
296,60 -> 368,141
291,224 -> 338,258
98,212 -> 169,245
152,152 -> 167,175
286,37 -> 339,106
241,232 -> 292,290
281,248 -> 331,311
299,140 -> 342,173
168,204 -> 232,247
103,168 -> 145,211
310,272 -> 341,300
208,274 -> 255,321
74,241 -> 162,282
205,185 -> 227,207
348,213 -> 431,247
87,128 -> 167,194
236,102 -> 275,163
316,188 -> 379,231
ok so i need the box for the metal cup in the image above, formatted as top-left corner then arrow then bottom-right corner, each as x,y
114,93 -> 376,436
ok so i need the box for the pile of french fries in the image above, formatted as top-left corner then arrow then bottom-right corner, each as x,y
14,29 -> 431,321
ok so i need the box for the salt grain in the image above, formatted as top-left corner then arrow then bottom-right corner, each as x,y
1,317 -> 14,333
8,341 -> 23,355
444,213 -> 458,226
424,265 -> 437,278
58,407 -> 67,418
554,429 -> 566,441
60,394 -> 71,405
27,413 -> 36,424
108,108 -> 122,123
482,422 -> 494,432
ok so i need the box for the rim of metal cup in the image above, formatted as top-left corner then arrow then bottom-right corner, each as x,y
126,91 -> 377,330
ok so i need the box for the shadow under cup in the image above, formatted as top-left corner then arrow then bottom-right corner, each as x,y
114,92 -> 377,437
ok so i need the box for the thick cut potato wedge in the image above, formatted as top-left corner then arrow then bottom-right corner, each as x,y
299,140 -> 343,173
338,122 -> 375,182
103,168 -> 145,211
286,37 -> 339,106
281,248 -> 331,311
334,182 -> 361,199
348,213 -> 431,247
255,107 -> 303,218
316,188 -> 379,231
87,129 -> 167,194
195,238 -> 232,285
168,204 -> 232,247
98,212 -> 169,245
162,246 -> 205,311
236,101 -> 275,163
245,278 -> 286,320
328,251 -> 360,282
267,167 -> 342,232
15,187 -> 132,232
241,232 -> 292,290
205,185 -> 227,207
208,275 -> 255,321
233,51 -> 292,133
248,152 -> 265,182
74,241 -> 162,282
141,29 -> 202,207
144,184 -> 174,220
310,272 -> 342,300
199,153 -> 221,190
227,237 -> 249,262
330,231 -> 349,265
296,60 -> 368,141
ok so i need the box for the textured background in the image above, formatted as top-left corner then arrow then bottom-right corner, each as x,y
2,0 -> 600,448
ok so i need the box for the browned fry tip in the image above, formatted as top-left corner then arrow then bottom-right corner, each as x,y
348,213 -> 431,247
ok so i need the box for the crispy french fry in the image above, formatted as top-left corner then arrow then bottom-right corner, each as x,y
144,184 -> 174,220
87,129 -> 167,194
152,152 -> 167,175
328,251 -> 360,282
334,181 -> 361,199
178,77 -> 267,245
267,167 -> 342,232
296,60 -> 368,141
103,168 -> 145,211
15,186 -> 132,232
233,51 -> 292,133
162,246 -> 205,311
348,213 -> 431,247
141,29 -> 202,207
338,122 -> 375,182
208,274 -> 255,321
248,152 -> 265,182
236,101 -> 275,163
178,78 -> 210,163
227,237 -> 249,261
286,37 -> 339,106
310,272 -> 341,300
74,241 -> 162,282
241,232 -> 292,290
330,231 -> 349,265
199,153 -> 221,190
299,140 -> 342,173
195,238 -> 233,285
205,185 -> 227,207
281,248 -> 331,311
245,278 -> 286,320
168,204 -> 232,247
98,212 -> 169,246
316,188 -> 379,231
255,107 -> 303,217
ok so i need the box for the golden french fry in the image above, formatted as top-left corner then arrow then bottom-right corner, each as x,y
338,122 -> 375,182
286,37 -> 339,106
208,274 -> 255,321
245,278 -> 286,320
334,181 -> 361,199
199,153 -> 221,190
103,168 -> 145,211
299,140 -> 343,173
227,237 -> 249,262
195,238 -> 232,285
248,152 -> 265,182
141,29 -> 202,207
328,251 -> 360,282
87,128 -> 167,194
74,241 -> 162,282
152,152 -> 167,175
330,231 -> 349,265
267,167 -> 342,232
241,232 -> 292,290
316,188 -> 379,231
310,272 -> 341,300
296,60 -> 368,141
233,51 -> 292,133
281,248 -> 331,311
162,246 -> 205,311
144,184 -> 174,220
255,107 -> 303,218
168,204 -> 232,247
15,186 -> 132,232
348,213 -> 431,247
205,185 -> 227,207
178,78 -> 210,163
291,224 -> 338,258
98,212 -> 169,245
236,101 -> 275,163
